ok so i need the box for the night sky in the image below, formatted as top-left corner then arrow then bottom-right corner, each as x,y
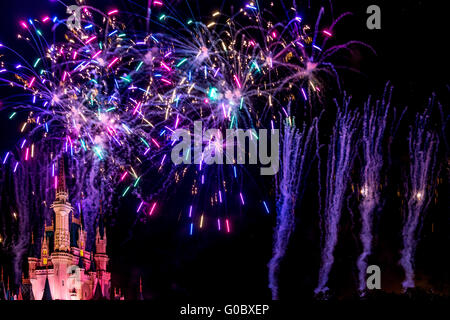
0,0 -> 448,300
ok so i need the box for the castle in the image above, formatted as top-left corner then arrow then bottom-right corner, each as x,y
24,158 -> 112,300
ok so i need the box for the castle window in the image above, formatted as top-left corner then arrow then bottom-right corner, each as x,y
43,249 -> 47,255
43,258 -> 47,265
62,280 -> 64,286
80,250 -> 84,257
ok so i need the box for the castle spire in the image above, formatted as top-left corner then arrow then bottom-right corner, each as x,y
56,156 -> 67,196
42,276 -> 52,300
0,273 -> 6,301
41,235 -> 49,265
93,280 -> 104,300
28,232 -> 35,258
79,193 -> 85,228
18,285 -> 23,300
138,276 -> 144,300
51,155 -> 72,252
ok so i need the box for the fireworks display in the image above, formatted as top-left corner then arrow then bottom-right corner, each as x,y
400,97 -> 439,290
0,0 -> 360,234
0,0 -> 447,300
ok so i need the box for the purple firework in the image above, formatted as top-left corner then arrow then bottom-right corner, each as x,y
400,98 -> 438,290
268,117 -> 318,300
315,97 -> 360,295
357,86 -> 392,295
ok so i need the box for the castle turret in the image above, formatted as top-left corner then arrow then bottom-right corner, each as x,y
0,267 -> 6,300
95,226 -> 107,256
94,215 -> 111,299
28,232 -> 39,279
95,226 -> 108,268
138,276 -> 144,300
78,226 -> 86,253
40,235 -> 49,266
18,284 -> 23,300
95,225 -> 109,272
113,287 -> 124,300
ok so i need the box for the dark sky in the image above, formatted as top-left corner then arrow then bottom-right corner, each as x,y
0,0 -> 448,299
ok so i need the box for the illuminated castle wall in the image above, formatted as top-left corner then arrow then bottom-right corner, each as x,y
26,158 -> 111,300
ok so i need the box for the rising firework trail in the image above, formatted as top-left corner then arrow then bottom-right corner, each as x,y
357,86 -> 392,295
315,97 -> 360,295
0,143 -> 54,285
399,98 -> 439,290
268,116 -> 318,300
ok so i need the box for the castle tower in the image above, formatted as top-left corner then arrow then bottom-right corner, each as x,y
95,208 -> 108,270
94,216 -> 110,298
95,225 -> 109,272
25,158 -> 112,300
49,157 -> 73,299
51,157 -> 71,252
